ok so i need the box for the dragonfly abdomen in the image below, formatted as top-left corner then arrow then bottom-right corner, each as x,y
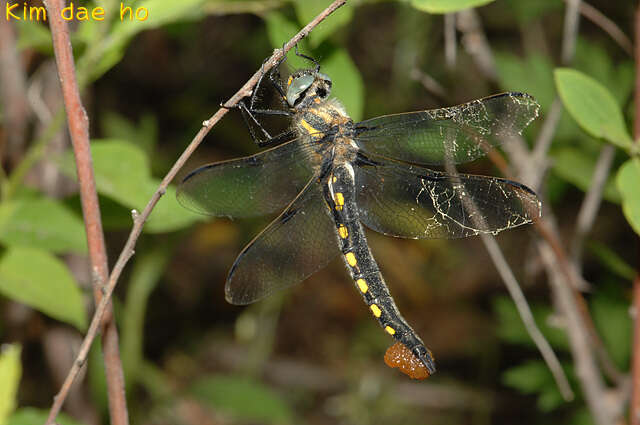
324,161 -> 436,375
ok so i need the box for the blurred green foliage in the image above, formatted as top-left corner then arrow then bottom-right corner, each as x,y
0,0 -> 637,424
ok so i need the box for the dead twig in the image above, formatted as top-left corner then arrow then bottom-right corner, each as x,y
44,1 -> 348,424
43,0 -> 128,423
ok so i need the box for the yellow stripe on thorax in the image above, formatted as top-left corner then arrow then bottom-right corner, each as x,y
299,119 -> 325,139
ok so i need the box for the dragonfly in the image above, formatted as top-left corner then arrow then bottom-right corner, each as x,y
177,49 -> 541,377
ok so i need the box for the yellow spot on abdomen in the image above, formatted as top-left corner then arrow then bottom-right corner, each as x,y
356,278 -> 368,293
335,192 -> 344,210
385,326 -> 396,335
345,252 -> 357,267
370,304 -> 382,318
338,225 -> 348,239
332,176 -> 337,183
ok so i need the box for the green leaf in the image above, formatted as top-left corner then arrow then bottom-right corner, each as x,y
122,245 -> 171,386
85,0 -> 205,82
114,0 -> 205,36
587,242 -> 635,280
502,0 -> 562,24
293,0 -> 353,47
502,360 -> 565,411
7,407 -> 86,425
574,39 -> 634,106
591,294 -> 631,369
617,159 -> 640,236
101,112 -> 158,153
191,375 -> 295,425
143,181 -> 201,233
265,12 -> 310,70
0,345 -> 21,424
495,52 -> 554,111
554,68 -> 633,149
551,147 -> 620,204
0,247 -> 87,330
411,0 -> 495,13
493,296 -> 569,350
320,47 -> 364,122
59,140 -> 200,233
569,408 -> 596,425
59,139 -> 149,207
15,20 -> 52,54
0,199 -> 88,254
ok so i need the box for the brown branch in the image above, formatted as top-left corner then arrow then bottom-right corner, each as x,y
629,5 -> 640,425
44,1 -> 347,423
43,0 -> 129,424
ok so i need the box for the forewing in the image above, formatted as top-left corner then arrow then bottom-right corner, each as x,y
355,156 -> 541,239
177,139 -> 322,217
355,92 -> 539,165
225,176 -> 340,305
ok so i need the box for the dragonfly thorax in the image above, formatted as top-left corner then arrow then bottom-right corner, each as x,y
286,69 -> 332,109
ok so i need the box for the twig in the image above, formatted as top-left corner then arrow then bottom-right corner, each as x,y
444,13 -> 456,68
530,98 -> 563,188
504,0 -> 625,417
44,1 -> 347,423
629,5 -> 640,425
569,144 -> 615,269
410,67 -> 447,100
456,9 -> 498,81
43,0 -> 129,423
480,234 -> 574,401
538,241 -> 614,425
575,0 -> 633,56
561,0 -> 581,64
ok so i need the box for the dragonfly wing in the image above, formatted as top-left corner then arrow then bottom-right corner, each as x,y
354,154 -> 541,239
354,92 -> 539,165
225,175 -> 340,305
177,139 -> 322,217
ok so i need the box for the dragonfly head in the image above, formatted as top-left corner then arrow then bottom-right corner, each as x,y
285,69 -> 332,109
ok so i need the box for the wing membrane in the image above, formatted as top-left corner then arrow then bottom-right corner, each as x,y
355,155 -> 541,239
225,176 -> 340,305
177,139 -> 323,217
355,92 -> 539,165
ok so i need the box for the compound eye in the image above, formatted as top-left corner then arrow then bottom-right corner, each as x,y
286,74 -> 314,107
